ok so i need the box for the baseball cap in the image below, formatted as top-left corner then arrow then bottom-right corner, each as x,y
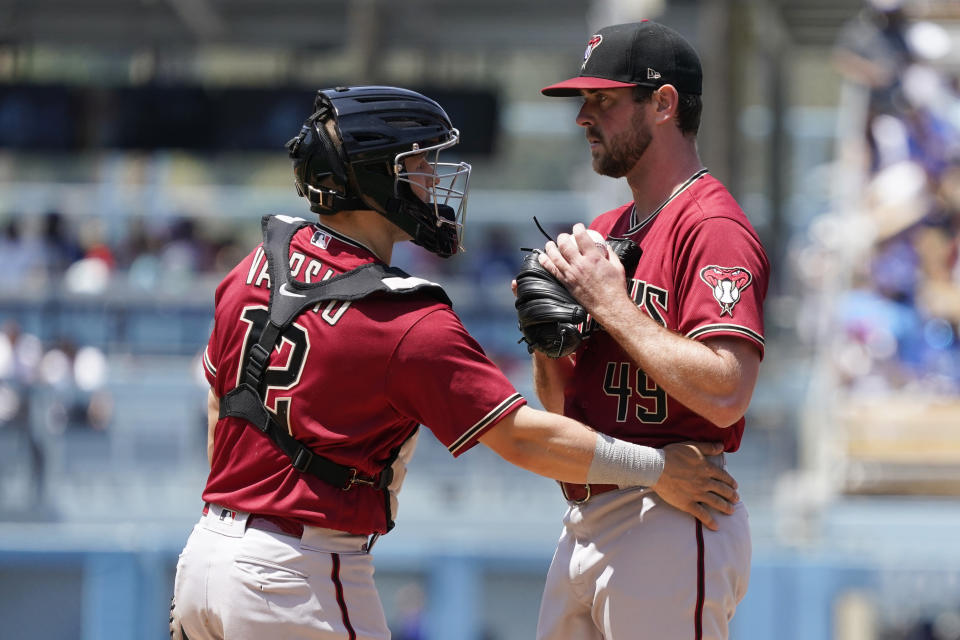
541,20 -> 702,97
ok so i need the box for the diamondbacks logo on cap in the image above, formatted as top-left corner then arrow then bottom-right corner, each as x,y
700,265 -> 753,316
581,34 -> 602,71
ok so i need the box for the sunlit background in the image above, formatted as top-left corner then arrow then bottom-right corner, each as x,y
1,0 -> 960,638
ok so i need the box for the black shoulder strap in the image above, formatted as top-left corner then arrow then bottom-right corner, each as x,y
261,214 -> 450,326
220,214 -> 450,492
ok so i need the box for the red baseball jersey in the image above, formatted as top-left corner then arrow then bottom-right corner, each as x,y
201,221 -> 525,535
568,171 -> 768,452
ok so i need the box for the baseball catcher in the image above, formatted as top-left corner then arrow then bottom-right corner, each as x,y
515,233 -> 641,358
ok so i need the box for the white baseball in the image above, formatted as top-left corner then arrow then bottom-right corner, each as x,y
586,229 -> 608,255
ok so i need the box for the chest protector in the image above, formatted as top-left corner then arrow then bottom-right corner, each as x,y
219,215 -> 450,503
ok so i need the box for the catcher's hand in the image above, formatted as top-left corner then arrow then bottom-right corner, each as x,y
514,250 -> 587,358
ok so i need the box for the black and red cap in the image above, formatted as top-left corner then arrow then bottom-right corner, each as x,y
541,20 -> 702,97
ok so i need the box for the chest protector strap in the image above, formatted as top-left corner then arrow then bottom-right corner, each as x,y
219,215 -> 450,492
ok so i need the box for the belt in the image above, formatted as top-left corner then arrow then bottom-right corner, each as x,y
560,482 -> 620,504
202,503 -> 381,552
248,514 -> 305,538
201,502 -> 305,538
248,514 -> 382,553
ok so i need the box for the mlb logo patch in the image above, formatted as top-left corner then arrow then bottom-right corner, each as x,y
202,505 -> 249,537
311,230 -> 331,249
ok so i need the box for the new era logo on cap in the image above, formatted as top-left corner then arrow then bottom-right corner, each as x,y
542,20 -> 703,97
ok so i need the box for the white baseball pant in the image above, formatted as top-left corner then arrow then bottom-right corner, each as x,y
536,486 -> 751,640
171,504 -> 390,640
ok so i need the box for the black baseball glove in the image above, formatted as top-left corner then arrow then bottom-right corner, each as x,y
515,250 -> 587,358
514,237 -> 641,359
606,238 -> 642,274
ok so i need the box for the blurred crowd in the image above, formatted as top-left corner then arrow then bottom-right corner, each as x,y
0,209 -> 532,306
883,608 -> 960,640
0,320 -> 112,504
798,0 -> 960,395
0,210 -> 247,295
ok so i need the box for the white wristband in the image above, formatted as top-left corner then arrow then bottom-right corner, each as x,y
586,433 -> 665,487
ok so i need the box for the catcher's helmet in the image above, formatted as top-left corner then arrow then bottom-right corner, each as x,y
286,86 -> 471,257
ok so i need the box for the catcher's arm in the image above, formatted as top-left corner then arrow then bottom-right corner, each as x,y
479,406 -> 738,530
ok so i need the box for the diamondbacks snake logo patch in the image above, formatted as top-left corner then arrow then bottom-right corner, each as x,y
699,266 -> 753,316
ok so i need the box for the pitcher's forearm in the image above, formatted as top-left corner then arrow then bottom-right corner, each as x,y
532,352 -> 575,414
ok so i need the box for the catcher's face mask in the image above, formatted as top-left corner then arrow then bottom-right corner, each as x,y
393,131 -> 471,254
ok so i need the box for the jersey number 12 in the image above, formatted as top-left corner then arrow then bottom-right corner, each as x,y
237,306 -> 311,434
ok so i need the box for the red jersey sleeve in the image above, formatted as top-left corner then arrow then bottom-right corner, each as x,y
676,217 -> 769,357
202,343 -> 217,387
386,307 -> 526,457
